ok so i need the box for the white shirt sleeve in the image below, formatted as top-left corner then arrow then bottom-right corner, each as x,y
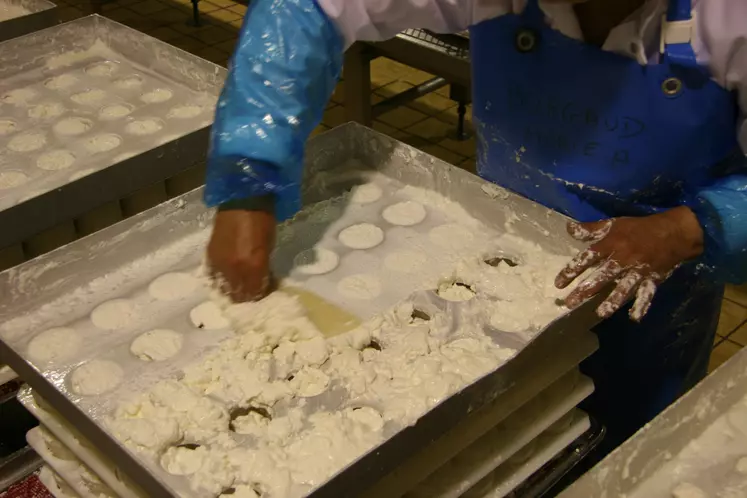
315,0 -> 517,47
696,0 -> 747,151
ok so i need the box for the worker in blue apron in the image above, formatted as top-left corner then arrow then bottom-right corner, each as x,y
204,0 -> 747,471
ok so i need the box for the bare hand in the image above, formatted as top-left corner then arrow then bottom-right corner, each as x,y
555,207 -> 704,321
207,210 -> 276,303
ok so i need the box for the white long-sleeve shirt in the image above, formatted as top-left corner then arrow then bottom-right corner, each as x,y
316,0 -> 747,149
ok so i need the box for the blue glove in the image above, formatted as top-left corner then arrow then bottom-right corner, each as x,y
692,172 -> 747,284
205,0 -> 343,221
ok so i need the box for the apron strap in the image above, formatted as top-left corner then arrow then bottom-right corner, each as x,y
667,0 -> 692,21
522,0 -> 544,25
661,0 -> 698,68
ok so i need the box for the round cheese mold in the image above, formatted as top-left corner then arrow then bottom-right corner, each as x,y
125,119 -> 164,136
0,119 -> 17,136
85,61 -> 117,77
8,132 -> 46,152
337,273 -> 382,300
45,74 -> 78,90
140,88 -> 173,104
437,281 -> 476,302
338,223 -> 384,250
167,105 -> 203,119
28,102 -> 65,120
37,150 -> 76,171
0,171 -> 29,190
382,201 -> 427,226
99,104 -> 133,120
27,327 -> 81,364
294,247 -> 340,275
130,329 -> 183,361
148,272 -> 199,301
70,359 -> 123,395
84,134 -> 121,153
90,298 -> 136,330
350,183 -> 383,204
53,117 -> 93,136
2,88 -> 37,105
190,301 -> 229,330
113,75 -> 143,89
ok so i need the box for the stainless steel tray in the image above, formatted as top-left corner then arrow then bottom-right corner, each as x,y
0,123 -> 605,497
0,14 -> 225,250
561,346 -> 747,498
0,0 -> 57,43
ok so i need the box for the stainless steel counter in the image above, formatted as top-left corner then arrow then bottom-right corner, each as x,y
0,0 -> 57,43
561,346 -> 747,498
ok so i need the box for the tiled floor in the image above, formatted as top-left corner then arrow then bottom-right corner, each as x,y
52,0 -> 747,373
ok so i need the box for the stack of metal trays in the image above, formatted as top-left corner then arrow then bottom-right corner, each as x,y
0,15 -> 225,254
0,0 -> 57,43
399,371 -> 594,498
1,124 -> 605,498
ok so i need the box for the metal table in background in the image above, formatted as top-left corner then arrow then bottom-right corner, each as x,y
0,15 -> 224,254
345,29 -> 472,139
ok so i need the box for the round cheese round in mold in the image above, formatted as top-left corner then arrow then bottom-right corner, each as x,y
37,150 -> 76,171
140,88 -> 173,104
84,134 -> 121,153
27,327 -> 82,364
337,273 -> 382,300
70,359 -> 123,395
130,329 -> 183,361
125,118 -> 164,136
0,119 -> 17,136
53,117 -> 93,136
2,88 -> 37,105
70,89 -> 106,105
8,132 -> 46,152
189,301 -> 229,330
294,247 -> 339,275
0,171 -> 29,190
85,61 -> 117,77
167,105 -> 202,119
160,446 -> 205,476
112,75 -> 143,90
148,272 -> 199,301
45,74 -> 78,90
28,102 -> 65,120
350,183 -> 382,204
90,298 -> 136,330
338,223 -> 384,250
99,103 -> 133,120
382,201 -> 427,226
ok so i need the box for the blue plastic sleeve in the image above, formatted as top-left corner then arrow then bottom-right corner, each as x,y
204,0 -> 344,221
691,174 -> 747,284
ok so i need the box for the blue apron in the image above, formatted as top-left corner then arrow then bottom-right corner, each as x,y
469,0 -> 743,465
